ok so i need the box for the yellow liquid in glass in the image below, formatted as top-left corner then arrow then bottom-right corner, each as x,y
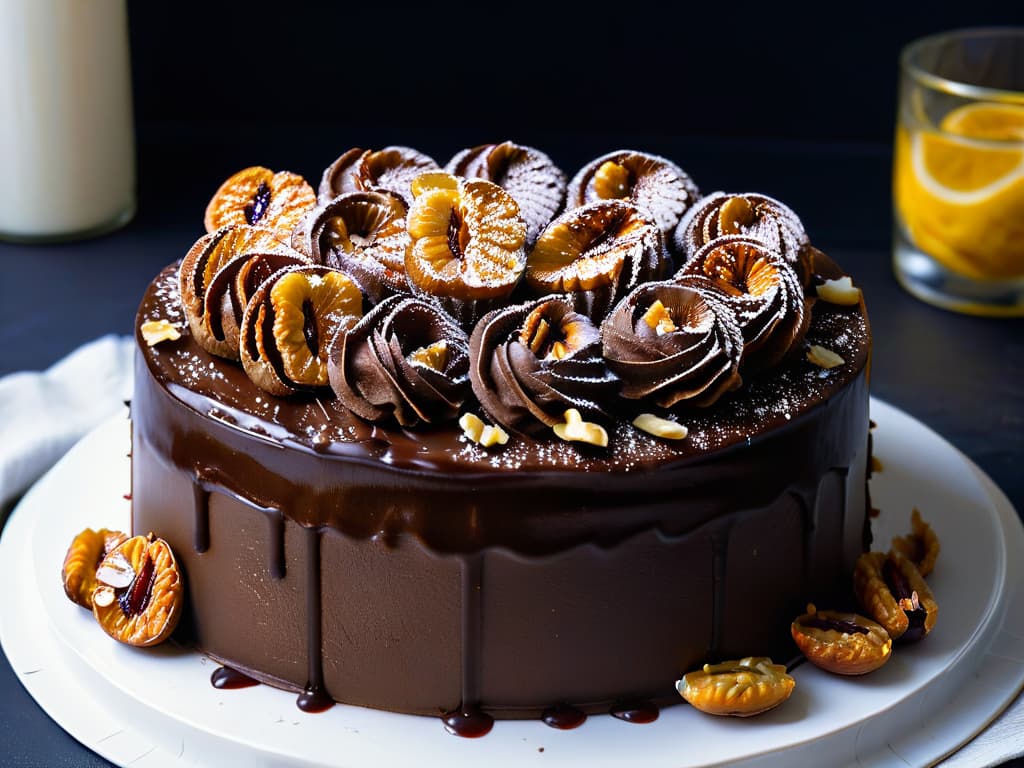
894,103 -> 1024,280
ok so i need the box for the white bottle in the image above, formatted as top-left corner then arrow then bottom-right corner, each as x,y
0,0 -> 135,241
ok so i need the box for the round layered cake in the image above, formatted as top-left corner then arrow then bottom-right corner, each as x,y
130,145 -> 871,731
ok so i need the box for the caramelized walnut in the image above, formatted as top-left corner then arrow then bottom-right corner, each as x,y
525,199 -> 669,321
240,265 -> 364,395
600,278 -> 743,408
677,235 -> 811,368
676,657 -> 794,717
179,225 -> 308,359
791,604 -> 892,675
204,167 -> 316,239
447,141 -> 566,247
469,296 -> 618,435
405,173 -> 527,328
854,551 -> 938,642
567,150 -> 700,247
891,509 -> 940,578
61,528 -> 127,609
318,146 -> 439,206
294,191 -> 411,304
328,295 -> 470,426
92,533 -> 183,647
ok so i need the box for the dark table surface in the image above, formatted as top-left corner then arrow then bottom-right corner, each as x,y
1,127 -> 1022,767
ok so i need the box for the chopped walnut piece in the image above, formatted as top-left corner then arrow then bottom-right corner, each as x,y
140,319 -> 181,347
633,413 -> 688,440
641,299 -> 677,335
807,344 -> 844,369
408,340 -> 449,372
552,408 -> 608,447
458,413 -> 509,448
816,276 -> 862,305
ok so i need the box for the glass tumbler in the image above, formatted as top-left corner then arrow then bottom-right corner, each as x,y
893,28 -> 1024,316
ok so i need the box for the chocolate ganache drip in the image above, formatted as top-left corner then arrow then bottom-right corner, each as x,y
469,296 -> 619,435
677,235 -> 812,369
601,278 -> 743,408
328,296 -> 470,426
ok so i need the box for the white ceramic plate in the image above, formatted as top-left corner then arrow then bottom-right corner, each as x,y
2,398 -> 1023,767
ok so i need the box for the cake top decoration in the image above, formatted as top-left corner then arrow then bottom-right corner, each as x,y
171,141 -> 861,452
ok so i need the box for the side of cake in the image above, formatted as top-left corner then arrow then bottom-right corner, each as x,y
129,144 -> 872,731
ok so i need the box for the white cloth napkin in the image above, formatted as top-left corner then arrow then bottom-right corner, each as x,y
0,335 -> 1021,765
0,334 -> 134,509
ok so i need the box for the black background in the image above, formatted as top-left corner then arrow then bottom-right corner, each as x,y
127,2 -> 1022,144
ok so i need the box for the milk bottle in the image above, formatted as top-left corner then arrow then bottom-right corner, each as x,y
0,0 -> 135,241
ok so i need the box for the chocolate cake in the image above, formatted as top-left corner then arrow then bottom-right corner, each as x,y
130,146 -> 871,734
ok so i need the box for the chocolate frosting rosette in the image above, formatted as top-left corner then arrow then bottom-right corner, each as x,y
469,296 -> 619,436
292,190 -> 412,304
567,150 -> 701,248
318,146 -> 440,207
446,141 -> 567,248
674,192 -> 813,284
525,199 -> 669,322
677,235 -> 811,369
328,295 -> 470,427
601,278 -> 743,408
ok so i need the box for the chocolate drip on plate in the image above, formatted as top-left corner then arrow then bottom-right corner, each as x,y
299,525 -> 332,713
211,666 -> 260,690
609,701 -> 659,724
541,704 -> 587,729
441,551 -> 493,737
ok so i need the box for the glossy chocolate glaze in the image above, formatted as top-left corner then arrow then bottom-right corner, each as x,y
132,259 -> 871,721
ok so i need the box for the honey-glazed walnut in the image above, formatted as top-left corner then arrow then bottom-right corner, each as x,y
891,508 -> 940,578
676,657 -> 794,717
791,603 -> 892,675
179,225 -> 308,359
405,173 -> 527,328
204,167 -> 316,240
240,265 -> 364,396
61,528 -> 127,609
92,533 -> 183,647
854,551 -> 938,642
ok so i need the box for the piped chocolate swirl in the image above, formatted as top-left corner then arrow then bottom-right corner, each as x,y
292,191 -> 411,304
567,150 -> 701,248
600,278 -> 743,408
677,235 -> 812,369
328,295 -> 470,427
674,192 -> 810,275
469,297 -> 618,435
318,146 -> 440,207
